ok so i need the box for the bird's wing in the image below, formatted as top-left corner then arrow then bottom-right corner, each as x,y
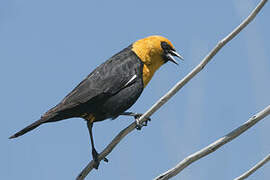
49,46 -> 143,113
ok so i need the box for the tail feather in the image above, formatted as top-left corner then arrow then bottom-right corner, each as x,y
9,118 -> 45,139
9,112 -> 65,139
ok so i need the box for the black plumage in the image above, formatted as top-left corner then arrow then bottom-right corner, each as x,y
10,45 -> 144,137
9,46 -> 145,169
48,45 -> 144,121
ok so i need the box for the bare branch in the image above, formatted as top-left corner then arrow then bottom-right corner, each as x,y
76,0 -> 268,179
136,0 -> 268,125
234,154 -> 270,180
154,105 -> 270,180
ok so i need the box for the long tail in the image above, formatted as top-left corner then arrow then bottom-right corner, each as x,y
9,118 -> 46,139
9,112 -> 64,139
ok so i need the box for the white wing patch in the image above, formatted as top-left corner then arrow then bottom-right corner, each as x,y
124,74 -> 137,87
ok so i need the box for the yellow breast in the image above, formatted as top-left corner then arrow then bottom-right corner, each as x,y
131,36 -> 168,87
142,57 -> 164,87
142,65 -> 151,87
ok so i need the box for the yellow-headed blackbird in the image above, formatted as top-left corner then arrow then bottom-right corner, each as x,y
10,35 -> 183,168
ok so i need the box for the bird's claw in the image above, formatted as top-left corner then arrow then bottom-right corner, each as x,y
92,149 -> 109,169
134,114 -> 151,130
121,112 -> 151,130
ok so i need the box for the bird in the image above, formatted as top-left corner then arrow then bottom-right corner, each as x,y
9,35 -> 183,169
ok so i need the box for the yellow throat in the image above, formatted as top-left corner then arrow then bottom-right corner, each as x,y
132,35 -> 174,87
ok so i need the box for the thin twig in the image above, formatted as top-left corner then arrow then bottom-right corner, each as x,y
234,154 -> 270,180
154,105 -> 270,180
136,0 -> 268,125
76,0 -> 268,179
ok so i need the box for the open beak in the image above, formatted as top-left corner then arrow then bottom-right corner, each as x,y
167,50 -> 184,65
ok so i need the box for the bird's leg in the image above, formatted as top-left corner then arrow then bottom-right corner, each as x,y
87,121 -> 99,169
121,112 -> 151,130
87,121 -> 108,169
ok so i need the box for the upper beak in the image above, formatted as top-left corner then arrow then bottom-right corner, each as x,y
167,50 -> 184,65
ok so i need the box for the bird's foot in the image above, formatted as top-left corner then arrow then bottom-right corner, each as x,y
134,114 -> 151,130
92,149 -> 109,169
120,112 -> 151,130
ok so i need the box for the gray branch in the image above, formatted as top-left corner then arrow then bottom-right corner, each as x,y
76,0 -> 268,179
234,154 -> 270,180
154,105 -> 270,180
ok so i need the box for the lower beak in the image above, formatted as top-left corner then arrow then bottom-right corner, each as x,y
167,50 -> 184,65
170,50 -> 184,60
167,54 -> 179,65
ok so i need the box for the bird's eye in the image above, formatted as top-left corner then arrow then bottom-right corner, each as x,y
160,41 -> 182,64
161,41 -> 175,53
161,41 -> 174,63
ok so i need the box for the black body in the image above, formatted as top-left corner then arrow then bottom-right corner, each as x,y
10,45 -> 144,138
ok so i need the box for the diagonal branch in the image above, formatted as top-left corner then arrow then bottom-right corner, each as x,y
76,0 -> 268,179
154,105 -> 270,180
234,153 -> 270,180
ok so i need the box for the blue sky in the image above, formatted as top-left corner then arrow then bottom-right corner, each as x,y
1,0 -> 270,179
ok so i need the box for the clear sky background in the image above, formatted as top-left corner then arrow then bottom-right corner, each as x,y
1,0 -> 270,179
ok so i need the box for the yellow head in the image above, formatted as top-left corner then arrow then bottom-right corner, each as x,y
132,35 -> 183,87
